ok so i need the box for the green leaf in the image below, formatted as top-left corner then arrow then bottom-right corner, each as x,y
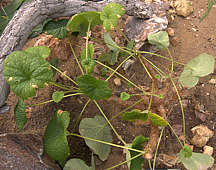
179,53 -> 214,88
178,152 -> 214,170
43,110 -> 70,167
76,75 -> 112,100
29,19 -> 51,38
25,46 -> 51,59
130,136 -> 148,170
49,58 -> 59,76
64,159 -> 94,170
120,92 -> 131,101
154,74 -> 161,79
148,31 -> 169,49
3,49 -> 53,99
179,146 -> 192,158
101,2 -> 125,31
14,97 -> 27,131
43,19 -> 68,39
104,32 -> 118,51
81,44 -> 96,74
148,112 -> 168,127
52,91 -> 64,103
79,115 -> 112,161
66,11 -> 102,35
122,109 -> 148,122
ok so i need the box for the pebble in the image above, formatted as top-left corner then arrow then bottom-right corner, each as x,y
203,145 -> 213,156
114,78 -> 121,86
167,28 -> 175,37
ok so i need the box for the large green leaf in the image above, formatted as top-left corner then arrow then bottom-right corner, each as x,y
3,48 -> 53,99
179,53 -> 214,88
43,19 -> 68,39
178,152 -> 214,170
79,115 -> 112,161
14,97 -> 27,131
66,11 -> 102,35
129,136 -> 148,170
101,2 -> 125,31
81,44 -> 96,74
43,110 -> 70,167
25,46 -> 50,59
104,32 -> 118,51
148,112 -> 168,127
76,75 -> 112,100
122,109 -> 148,122
148,31 -> 169,50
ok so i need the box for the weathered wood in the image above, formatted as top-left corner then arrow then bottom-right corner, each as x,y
0,0 -> 167,110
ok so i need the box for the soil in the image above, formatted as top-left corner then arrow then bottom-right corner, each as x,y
0,0 -> 216,169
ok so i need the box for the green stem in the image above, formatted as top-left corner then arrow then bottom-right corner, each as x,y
69,133 -> 145,153
138,55 -> 153,79
106,153 -> 143,170
49,81 -> 76,90
167,48 -> 174,74
168,123 -> 184,148
50,65 -> 78,86
148,159 -> 153,170
94,100 -> 127,146
106,54 -> 134,81
72,99 -> 91,131
170,78 -> 186,145
152,128 -> 164,170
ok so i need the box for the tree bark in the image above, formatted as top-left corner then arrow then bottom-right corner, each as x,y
0,0 -> 166,108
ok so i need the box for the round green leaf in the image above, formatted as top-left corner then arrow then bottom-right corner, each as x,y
52,91 -> 64,103
66,11 -> 102,35
179,68 -> 199,88
148,112 -> 168,127
43,19 -> 68,39
186,53 -> 214,77
3,50 -> 53,99
79,115 -> 112,161
64,159 -> 93,170
101,2 -> 125,31
43,110 -> 70,167
148,31 -> 170,49
25,46 -> 51,59
76,75 -> 112,100
180,146 -> 192,158
120,92 -> 131,101
122,109 -> 148,122
14,97 -> 27,131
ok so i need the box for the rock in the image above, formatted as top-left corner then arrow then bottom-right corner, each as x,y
191,125 -> 214,147
122,59 -> 135,71
203,145 -> 213,156
157,154 -> 178,167
114,78 -> 121,86
0,133 -> 60,170
167,27 -> 175,37
209,78 -> 216,84
174,0 -> 194,17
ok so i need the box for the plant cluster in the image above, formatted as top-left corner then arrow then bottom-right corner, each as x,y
2,2 -> 215,170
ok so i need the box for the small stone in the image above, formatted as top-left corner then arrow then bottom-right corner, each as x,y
191,125 -> 214,147
122,59 -> 135,71
145,0 -> 152,3
167,28 -> 175,37
209,78 -> 216,84
174,0 -> 194,17
203,145 -> 213,156
114,78 -> 121,86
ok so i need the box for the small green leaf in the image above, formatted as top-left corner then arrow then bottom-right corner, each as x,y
104,32 -> 118,51
14,97 -> 27,131
79,115 -> 112,161
148,31 -> 169,49
52,91 -> 64,103
101,2 -> 125,31
122,109 -> 148,122
154,74 -> 161,79
178,152 -> 214,170
76,75 -> 112,100
43,110 -> 70,167
126,136 -> 148,170
3,49 -> 53,99
66,11 -> 102,35
64,159 -> 94,170
179,146 -> 192,158
43,19 -> 68,39
158,94 -> 164,99
25,46 -> 51,59
81,44 -> 96,74
179,53 -> 214,88
100,67 -> 108,78
148,112 -> 168,127
120,92 -> 131,101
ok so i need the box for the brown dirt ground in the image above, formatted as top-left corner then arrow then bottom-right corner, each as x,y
0,0 -> 216,169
